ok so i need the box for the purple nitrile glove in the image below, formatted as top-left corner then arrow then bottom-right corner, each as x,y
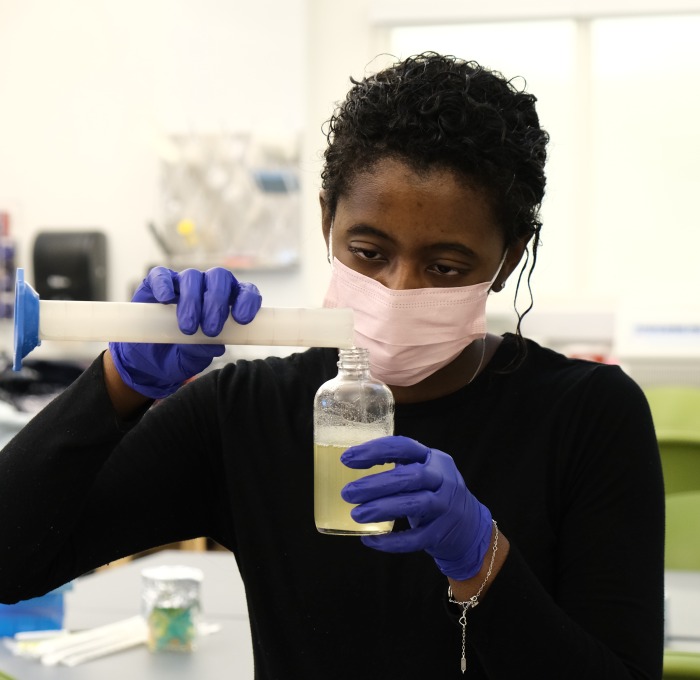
340,435 -> 493,581
109,266 -> 262,399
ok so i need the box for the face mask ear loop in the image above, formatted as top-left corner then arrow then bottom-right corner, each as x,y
488,249 -> 509,291
327,220 -> 334,267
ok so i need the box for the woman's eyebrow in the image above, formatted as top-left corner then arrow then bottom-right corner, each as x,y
345,224 -> 396,243
424,242 -> 478,259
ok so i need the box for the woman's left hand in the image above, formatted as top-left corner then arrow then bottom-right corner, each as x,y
341,435 -> 493,580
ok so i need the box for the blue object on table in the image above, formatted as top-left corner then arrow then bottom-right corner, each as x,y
0,583 -> 72,637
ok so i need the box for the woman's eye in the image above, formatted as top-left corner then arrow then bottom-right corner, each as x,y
430,263 -> 465,276
348,246 -> 383,262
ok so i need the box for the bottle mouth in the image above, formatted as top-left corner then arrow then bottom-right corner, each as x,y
337,346 -> 370,369
339,346 -> 368,358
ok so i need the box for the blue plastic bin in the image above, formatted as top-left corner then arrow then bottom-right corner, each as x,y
0,582 -> 73,637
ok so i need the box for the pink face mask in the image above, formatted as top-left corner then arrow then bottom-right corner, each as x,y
323,256 -> 506,387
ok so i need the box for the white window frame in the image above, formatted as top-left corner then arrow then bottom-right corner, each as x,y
369,0 -> 700,26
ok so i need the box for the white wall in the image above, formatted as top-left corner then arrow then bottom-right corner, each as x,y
0,0 -> 309,305
301,0 -> 387,306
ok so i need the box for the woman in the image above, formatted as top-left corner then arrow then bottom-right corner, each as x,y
0,53 -> 664,679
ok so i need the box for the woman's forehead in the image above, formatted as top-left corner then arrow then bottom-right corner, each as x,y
336,158 -> 500,243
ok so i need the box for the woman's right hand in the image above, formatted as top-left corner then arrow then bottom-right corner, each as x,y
108,266 -> 262,399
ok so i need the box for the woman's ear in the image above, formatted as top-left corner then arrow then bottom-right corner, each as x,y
492,237 -> 529,292
319,191 -> 332,251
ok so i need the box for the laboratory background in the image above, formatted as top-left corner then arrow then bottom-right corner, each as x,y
2,1 -> 700,677
2,0 -> 700,379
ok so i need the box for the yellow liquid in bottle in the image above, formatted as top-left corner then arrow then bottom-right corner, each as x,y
314,442 -> 395,535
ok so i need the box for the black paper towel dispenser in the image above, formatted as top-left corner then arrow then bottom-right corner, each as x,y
33,230 -> 107,301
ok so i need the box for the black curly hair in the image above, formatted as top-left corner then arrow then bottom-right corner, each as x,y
321,52 -> 550,361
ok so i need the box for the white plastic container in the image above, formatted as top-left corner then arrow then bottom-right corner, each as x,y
39,300 -> 354,348
13,268 -> 354,370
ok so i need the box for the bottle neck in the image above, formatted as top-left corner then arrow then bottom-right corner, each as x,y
337,347 -> 371,378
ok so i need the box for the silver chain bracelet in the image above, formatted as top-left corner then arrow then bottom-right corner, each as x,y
447,520 -> 499,674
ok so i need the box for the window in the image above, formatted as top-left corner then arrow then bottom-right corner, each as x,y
390,15 -> 700,315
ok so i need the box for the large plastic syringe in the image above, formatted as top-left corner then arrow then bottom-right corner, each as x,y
12,268 -> 354,371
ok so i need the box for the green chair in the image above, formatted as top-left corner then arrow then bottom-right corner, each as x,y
664,650 -> 700,679
665,491 -> 700,571
645,386 -> 700,495
664,492 -> 700,678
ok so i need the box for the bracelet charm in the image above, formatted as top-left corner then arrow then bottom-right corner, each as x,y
447,520 -> 499,675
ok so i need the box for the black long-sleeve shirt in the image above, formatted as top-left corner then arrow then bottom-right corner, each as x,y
0,334 -> 665,679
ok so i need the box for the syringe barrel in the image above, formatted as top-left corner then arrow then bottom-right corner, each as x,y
39,300 -> 354,349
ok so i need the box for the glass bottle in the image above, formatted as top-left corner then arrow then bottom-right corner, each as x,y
314,347 -> 395,535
